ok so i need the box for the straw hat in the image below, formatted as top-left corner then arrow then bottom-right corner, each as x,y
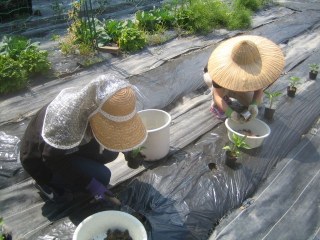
90,86 -> 147,152
207,35 -> 285,92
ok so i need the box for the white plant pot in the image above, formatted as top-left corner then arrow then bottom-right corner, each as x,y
138,109 -> 171,161
225,118 -> 271,149
73,210 -> 147,240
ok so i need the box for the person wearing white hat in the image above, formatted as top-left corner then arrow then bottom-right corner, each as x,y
20,74 -> 147,204
203,35 -> 285,122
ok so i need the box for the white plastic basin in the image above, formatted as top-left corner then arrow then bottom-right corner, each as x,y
225,118 -> 271,149
138,109 -> 171,161
73,210 -> 147,240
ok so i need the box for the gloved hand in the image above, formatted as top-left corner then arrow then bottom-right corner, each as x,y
86,178 -> 114,201
248,103 -> 258,120
226,107 -> 244,123
124,150 -> 145,169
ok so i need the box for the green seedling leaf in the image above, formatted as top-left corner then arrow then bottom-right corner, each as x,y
264,90 -> 282,109
131,146 -> 146,158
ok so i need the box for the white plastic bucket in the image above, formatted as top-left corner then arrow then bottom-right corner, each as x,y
138,109 -> 171,161
73,210 -> 147,240
225,118 -> 271,149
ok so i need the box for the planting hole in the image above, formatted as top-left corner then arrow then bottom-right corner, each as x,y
208,162 -> 217,170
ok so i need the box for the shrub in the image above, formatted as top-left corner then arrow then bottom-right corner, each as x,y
174,6 -> 194,33
19,48 -> 51,75
227,5 -> 252,30
187,0 -> 229,33
104,19 -> 129,42
135,8 -> 175,32
234,0 -> 265,11
118,27 -> 147,52
0,55 -> 28,94
0,35 -> 50,94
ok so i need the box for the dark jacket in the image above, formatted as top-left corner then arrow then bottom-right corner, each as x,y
20,105 -> 118,188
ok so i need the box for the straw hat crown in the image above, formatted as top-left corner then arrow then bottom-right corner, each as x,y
208,35 -> 285,92
101,87 -> 136,116
90,87 -> 147,152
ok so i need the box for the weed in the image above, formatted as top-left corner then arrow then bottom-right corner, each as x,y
51,34 -> 60,41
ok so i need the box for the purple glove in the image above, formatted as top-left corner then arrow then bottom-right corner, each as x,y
86,178 -> 114,201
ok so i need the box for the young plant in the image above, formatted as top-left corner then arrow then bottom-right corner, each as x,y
130,146 -> 146,158
0,217 -> 3,240
126,146 -> 146,169
309,63 -> 319,74
264,90 -> 282,109
223,133 -> 250,158
0,217 -> 11,240
288,76 -> 301,89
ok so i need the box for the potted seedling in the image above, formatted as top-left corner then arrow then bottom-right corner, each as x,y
263,90 -> 282,121
309,63 -> 319,80
125,146 -> 146,169
0,218 -> 12,240
222,133 -> 250,169
287,76 -> 301,98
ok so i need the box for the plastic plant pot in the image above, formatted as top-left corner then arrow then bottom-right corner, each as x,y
264,107 -> 276,121
225,118 -> 271,149
287,86 -> 296,98
73,210 -> 147,240
138,109 -> 171,161
225,151 -> 238,169
309,71 -> 318,80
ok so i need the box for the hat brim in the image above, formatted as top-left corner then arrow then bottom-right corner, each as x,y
208,35 -> 285,92
90,113 -> 147,152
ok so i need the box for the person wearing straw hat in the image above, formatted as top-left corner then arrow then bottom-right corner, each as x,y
203,35 -> 285,122
19,74 -> 147,204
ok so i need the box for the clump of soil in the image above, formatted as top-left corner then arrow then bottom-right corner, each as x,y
105,229 -> 132,240
238,129 -> 260,137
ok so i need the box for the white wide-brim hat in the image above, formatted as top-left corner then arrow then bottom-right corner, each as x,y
208,35 -> 285,92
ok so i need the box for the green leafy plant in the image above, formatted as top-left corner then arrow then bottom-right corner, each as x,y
0,36 -> 50,94
0,55 -> 28,94
309,63 -> 319,74
60,1 -> 97,55
94,19 -> 112,47
130,146 -> 146,158
173,0 -> 230,34
104,19 -> 147,52
223,133 -> 250,158
136,8 -> 174,32
264,90 -> 282,109
51,34 -> 60,41
227,5 -> 252,30
288,76 -> 301,89
0,217 -> 11,240
234,0 -> 266,11
0,217 -> 3,240
104,19 -> 137,43
0,35 -> 39,59
19,48 -> 51,75
118,26 -> 146,52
